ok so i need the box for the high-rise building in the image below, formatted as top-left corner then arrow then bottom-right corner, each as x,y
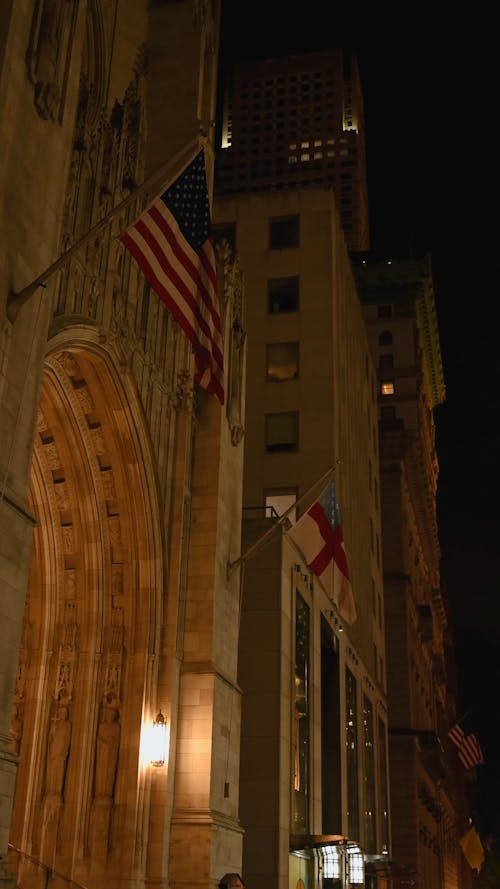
214,185 -> 388,886
216,50 -> 369,253
356,255 -> 473,889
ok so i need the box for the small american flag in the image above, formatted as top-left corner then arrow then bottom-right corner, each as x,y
448,723 -> 484,770
119,149 -> 224,404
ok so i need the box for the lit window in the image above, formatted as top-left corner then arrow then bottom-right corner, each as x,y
348,847 -> 364,885
266,342 -> 299,381
381,382 -> 395,396
265,412 -> 298,453
322,846 -> 342,879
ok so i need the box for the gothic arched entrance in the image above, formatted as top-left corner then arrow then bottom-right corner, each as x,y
9,328 -> 165,889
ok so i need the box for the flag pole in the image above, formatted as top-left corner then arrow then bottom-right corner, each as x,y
7,134 -> 204,321
227,463 -> 339,578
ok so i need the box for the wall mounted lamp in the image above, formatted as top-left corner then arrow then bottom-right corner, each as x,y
148,709 -> 169,767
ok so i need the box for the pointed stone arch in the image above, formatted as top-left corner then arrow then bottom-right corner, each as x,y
10,326 -> 165,886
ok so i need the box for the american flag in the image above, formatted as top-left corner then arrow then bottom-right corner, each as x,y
288,480 -> 357,624
448,723 -> 484,770
119,149 -> 224,404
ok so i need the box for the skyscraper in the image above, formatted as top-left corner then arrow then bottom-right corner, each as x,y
216,49 -> 369,252
356,255 -> 473,888
214,159 -> 386,889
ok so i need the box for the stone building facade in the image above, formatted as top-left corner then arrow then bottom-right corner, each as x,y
213,190 -> 390,888
1,4 -> 246,889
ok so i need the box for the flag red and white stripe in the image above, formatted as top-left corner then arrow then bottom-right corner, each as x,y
448,724 -> 484,770
119,149 -> 224,404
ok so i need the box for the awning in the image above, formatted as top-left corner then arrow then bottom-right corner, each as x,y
290,834 -> 356,851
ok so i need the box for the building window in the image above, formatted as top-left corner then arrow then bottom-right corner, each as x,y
268,276 -> 299,313
363,695 -> 376,853
269,215 -> 299,248
293,593 -> 310,832
321,618 -> 341,835
379,353 -> 394,369
380,381 -> 395,396
265,488 -> 297,520
345,667 -> 359,840
347,847 -> 364,885
266,342 -> 299,381
378,717 -> 390,853
380,406 -> 396,420
321,845 -> 342,879
378,330 -> 393,346
265,412 -> 298,453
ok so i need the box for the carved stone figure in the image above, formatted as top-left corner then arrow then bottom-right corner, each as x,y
10,702 -> 23,755
44,701 -> 72,796
94,701 -> 121,798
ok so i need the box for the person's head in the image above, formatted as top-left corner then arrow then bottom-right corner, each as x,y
218,874 -> 245,889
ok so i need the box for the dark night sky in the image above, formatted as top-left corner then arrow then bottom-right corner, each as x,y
219,5 -> 500,839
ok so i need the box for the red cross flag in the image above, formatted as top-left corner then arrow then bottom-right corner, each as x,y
288,480 -> 356,624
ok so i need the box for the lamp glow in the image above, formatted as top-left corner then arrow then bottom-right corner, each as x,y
146,709 -> 168,767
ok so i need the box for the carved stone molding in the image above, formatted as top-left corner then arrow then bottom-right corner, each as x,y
26,0 -> 79,122
217,242 -> 246,446
175,369 -> 195,413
